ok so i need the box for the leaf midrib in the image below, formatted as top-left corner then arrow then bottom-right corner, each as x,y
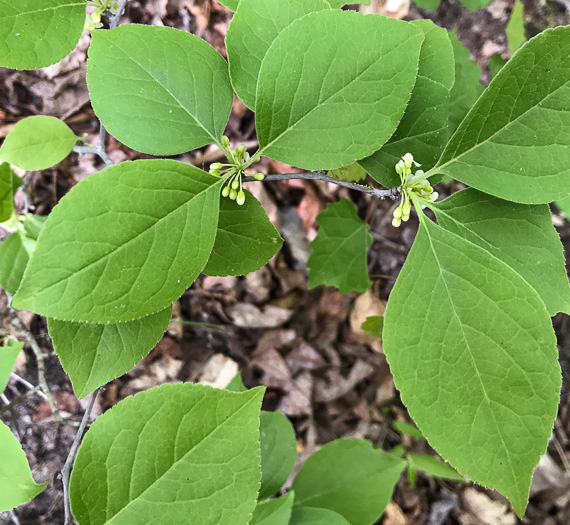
19,177 -> 222,300
0,1 -> 83,21
258,31 -> 417,155
99,34 -> 220,145
421,220 -> 521,494
434,72 -> 568,174
106,393 -> 258,523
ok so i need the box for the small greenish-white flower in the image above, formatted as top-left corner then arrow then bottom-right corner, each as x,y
253,173 -> 265,181
229,188 -> 237,200
236,191 -> 246,206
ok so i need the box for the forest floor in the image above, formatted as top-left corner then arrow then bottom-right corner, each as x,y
1,1 -> 570,524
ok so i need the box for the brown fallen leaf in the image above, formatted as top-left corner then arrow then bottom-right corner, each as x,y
349,289 -> 385,353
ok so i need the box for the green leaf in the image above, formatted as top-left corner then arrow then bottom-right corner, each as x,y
259,411 -> 297,500
431,188 -> 570,316
328,163 -> 367,183
447,31 -> 483,135
13,160 -> 223,323
70,383 -> 264,525
412,0 -> 439,11
0,163 -> 15,222
407,453 -> 464,481
290,507 -> 351,525
307,199 -> 372,295
393,420 -> 423,439
383,217 -> 561,516
0,340 -> 23,394
0,232 -> 36,295
251,492 -> 295,525
434,26 -> 570,204
506,0 -> 525,56
48,306 -> 172,399
0,116 -> 77,171
327,0 -> 370,6
359,20 -> 454,188
226,0 -> 331,110
458,0 -> 491,10
292,438 -> 406,525
22,214 -> 47,241
0,420 -> 47,512
218,0 -> 239,10
203,190 -> 283,277
256,10 -> 424,170
87,25 -> 233,156
0,0 -> 85,70
361,316 -> 383,339
226,372 -> 247,393
488,54 -> 507,81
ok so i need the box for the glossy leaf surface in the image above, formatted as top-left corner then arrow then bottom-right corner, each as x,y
359,20 -> 454,188
435,26 -> 570,203
13,160 -> 223,323
0,116 -> 77,171
256,10 -> 423,169
203,191 -> 282,277
226,0 -> 331,109
383,218 -> 560,515
292,438 -> 406,525
307,199 -> 372,295
432,188 -> 570,315
0,420 -> 47,512
0,0 -> 85,70
87,25 -> 233,155
48,306 -> 172,398
70,383 -> 264,524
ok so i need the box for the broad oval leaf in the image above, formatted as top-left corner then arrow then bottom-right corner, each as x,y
383,218 -> 561,516
290,507 -> 351,525
292,438 -> 406,525
48,306 -> 172,399
259,410 -> 297,500
70,383 -> 264,524
251,492 -> 294,525
359,20 -> 454,188
307,199 -> 372,295
0,232 -> 36,295
0,0 -> 85,70
506,0 -> 525,56
431,188 -> 570,316
218,0 -> 239,10
0,116 -> 77,171
87,25 -> 233,155
0,340 -> 23,394
203,190 -> 283,277
0,163 -> 16,222
226,0 -> 331,110
13,160 -> 223,323
434,26 -> 570,204
256,10 -> 424,170
0,420 -> 47,512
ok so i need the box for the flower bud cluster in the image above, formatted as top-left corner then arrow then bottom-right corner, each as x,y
209,136 -> 264,206
392,153 -> 438,227
85,1 -> 119,31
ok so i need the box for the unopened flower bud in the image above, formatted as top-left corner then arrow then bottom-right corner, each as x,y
229,188 -> 237,200
392,216 -> 402,228
231,178 -> 240,190
236,191 -> 246,206
430,191 -> 439,202
253,172 -> 265,181
222,136 -> 230,148
236,144 -> 246,157
402,200 -> 411,215
222,186 -> 230,198
403,153 -> 414,170
393,207 -> 402,219
415,170 -> 425,178
210,162 -> 223,171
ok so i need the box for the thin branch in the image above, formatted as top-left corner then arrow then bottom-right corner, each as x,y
242,170 -> 400,200
72,125 -> 113,167
6,301 -> 78,426
10,372 -> 47,398
109,0 -> 128,29
61,389 -> 99,525
0,386 -> 42,416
